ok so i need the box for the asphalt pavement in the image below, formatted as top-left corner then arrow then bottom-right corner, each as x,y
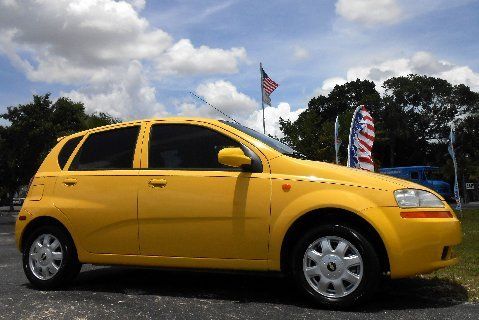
0,215 -> 477,320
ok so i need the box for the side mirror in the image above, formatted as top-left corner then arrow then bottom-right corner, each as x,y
218,147 -> 252,168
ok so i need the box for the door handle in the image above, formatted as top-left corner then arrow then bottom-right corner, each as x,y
148,179 -> 167,188
63,178 -> 77,186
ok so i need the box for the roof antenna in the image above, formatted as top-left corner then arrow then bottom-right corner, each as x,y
189,91 -> 241,124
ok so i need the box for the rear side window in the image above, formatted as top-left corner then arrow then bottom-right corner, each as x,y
149,124 -> 241,170
70,126 -> 140,171
58,136 -> 82,169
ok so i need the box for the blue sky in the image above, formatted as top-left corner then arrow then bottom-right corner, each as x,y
1,0 -> 478,135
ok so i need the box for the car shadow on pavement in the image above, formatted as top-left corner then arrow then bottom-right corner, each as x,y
62,266 -> 468,311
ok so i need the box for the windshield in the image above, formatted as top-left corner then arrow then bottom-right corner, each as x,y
220,120 -> 303,158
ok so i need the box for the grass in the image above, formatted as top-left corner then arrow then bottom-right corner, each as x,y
424,208 -> 479,302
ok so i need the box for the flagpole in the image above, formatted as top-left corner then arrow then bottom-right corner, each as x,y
260,62 -> 266,134
347,106 -> 361,167
334,116 -> 340,164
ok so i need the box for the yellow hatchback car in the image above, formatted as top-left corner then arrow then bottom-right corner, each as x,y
16,117 -> 461,308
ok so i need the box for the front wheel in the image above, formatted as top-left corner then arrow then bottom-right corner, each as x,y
291,224 -> 380,308
22,225 -> 81,289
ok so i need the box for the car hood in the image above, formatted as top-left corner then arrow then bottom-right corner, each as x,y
270,156 -> 429,192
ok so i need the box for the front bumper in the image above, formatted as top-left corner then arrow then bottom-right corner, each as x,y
362,205 -> 462,278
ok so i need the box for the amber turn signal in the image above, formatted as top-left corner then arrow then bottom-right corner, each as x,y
400,211 -> 453,218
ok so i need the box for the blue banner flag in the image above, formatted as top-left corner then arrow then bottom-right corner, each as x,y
334,116 -> 341,164
448,124 -> 462,211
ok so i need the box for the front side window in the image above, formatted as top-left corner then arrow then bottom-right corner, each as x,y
70,126 -> 140,171
149,124 -> 241,170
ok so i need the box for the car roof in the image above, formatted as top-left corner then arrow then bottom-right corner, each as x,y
57,117 -> 224,141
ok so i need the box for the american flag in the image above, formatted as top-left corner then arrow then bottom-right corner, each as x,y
347,105 -> 375,171
261,67 -> 279,105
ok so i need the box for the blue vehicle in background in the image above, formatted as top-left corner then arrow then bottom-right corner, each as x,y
379,166 -> 452,200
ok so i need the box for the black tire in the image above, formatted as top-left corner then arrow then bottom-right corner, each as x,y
22,225 -> 81,289
291,223 -> 380,309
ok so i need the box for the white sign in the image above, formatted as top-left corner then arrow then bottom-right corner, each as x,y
466,183 -> 475,190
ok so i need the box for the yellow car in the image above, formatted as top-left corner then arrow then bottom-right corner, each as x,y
15,117 -> 461,308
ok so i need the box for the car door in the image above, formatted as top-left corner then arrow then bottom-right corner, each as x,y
53,123 -> 144,255
137,121 -> 271,260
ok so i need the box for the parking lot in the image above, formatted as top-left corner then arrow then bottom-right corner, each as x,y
0,214 -> 477,320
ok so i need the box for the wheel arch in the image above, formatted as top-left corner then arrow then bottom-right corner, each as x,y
279,208 -> 390,276
20,216 -> 76,253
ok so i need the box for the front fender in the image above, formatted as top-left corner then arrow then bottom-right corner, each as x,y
267,179 -> 396,270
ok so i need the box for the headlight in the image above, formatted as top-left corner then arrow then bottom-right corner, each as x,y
394,189 -> 444,208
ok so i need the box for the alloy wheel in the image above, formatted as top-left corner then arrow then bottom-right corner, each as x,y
28,234 -> 63,280
302,236 -> 363,298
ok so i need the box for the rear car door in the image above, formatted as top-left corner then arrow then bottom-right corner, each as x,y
53,124 -> 144,255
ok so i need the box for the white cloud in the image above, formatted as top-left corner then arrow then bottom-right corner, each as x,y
293,46 -> 310,61
125,0 -> 145,11
176,101 -> 207,118
439,67 -> 479,91
156,39 -> 247,75
0,0 -> 248,119
196,80 -> 257,116
315,51 -> 479,96
335,0 -> 403,26
176,81 -> 304,138
313,77 -> 348,96
244,103 -> 306,138
63,61 -> 167,120
0,0 -> 172,84
176,80 -> 257,119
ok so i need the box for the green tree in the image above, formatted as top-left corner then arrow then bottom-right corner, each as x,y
280,79 -> 381,162
84,112 -> 121,129
380,75 -> 478,167
0,94 -> 119,209
455,114 -> 479,201
279,74 -> 479,199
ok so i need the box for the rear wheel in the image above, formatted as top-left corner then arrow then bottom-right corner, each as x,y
22,225 -> 81,289
291,224 -> 380,308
